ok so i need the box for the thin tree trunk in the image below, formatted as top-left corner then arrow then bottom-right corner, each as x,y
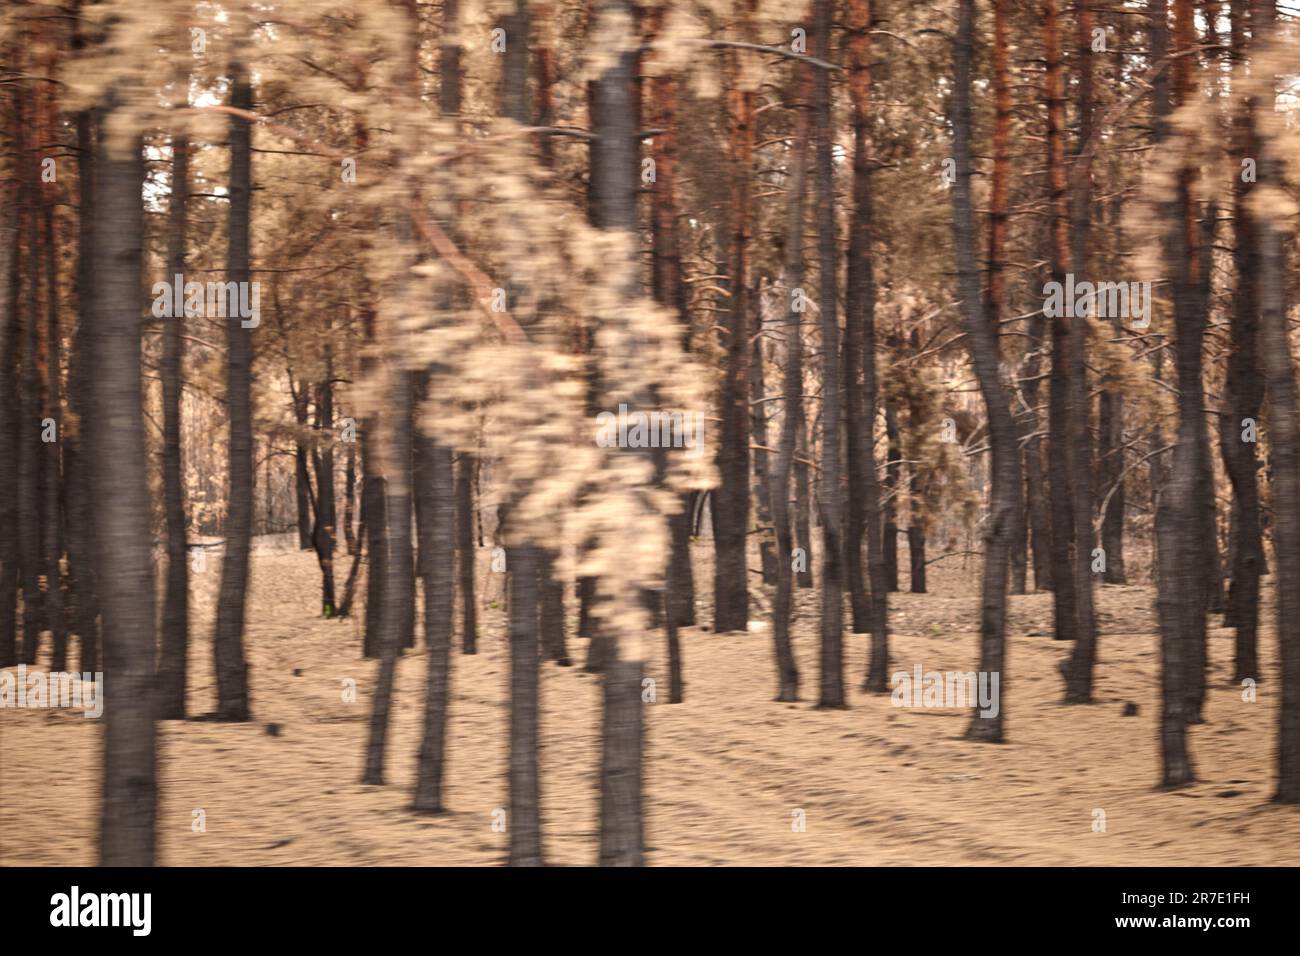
455,451 -> 478,653
412,420 -> 454,812
312,362 -> 338,615
794,418 -> 814,588
17,99 -> 43,666
769,64 -> 811,703
846,0 -> 889,690
908,522 -> 927,592
67,107 -> 98,675
1021,301 -> 1052,592
1062,0 -> 1099,702
506,535 -> 543,864
294,387 -> 313,550
1221,0 -> 1262,683
884,400 -> 901,591
41,189 -> 66,672
343,438 -> 358,556
212,63 -> 254,721
1097,388 -> 1127,582
158,132 -> 190,719
0,205 -> 18,667
813,0 -> 845,709
752,308 -> 777,587
361,304 -> 387,659
1044,0 -> 1076,643
713,33 -> 755,635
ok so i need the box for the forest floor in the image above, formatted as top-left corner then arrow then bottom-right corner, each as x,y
3,537 -> 1299,866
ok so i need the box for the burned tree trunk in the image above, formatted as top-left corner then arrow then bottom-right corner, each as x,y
67,107 -> 98,675
1252,0 -> 1300,803
294,386 -> 313,550
813,0 -> 845,709
0,209 -> 18,667
713,39 -> 755,635
455,452 -> 478,653
1220,0 -> 1262,683
590,0 -> 646,864
1062,0 -> 1099,703
1043,0 -> 1077,643
412,415 -> 454,813
17,103 -> 43,666
953,0 -> 1021,742
92,122 -> 157,866
312,360 -> 338,616
846,0 -> 890,691
769,65 -> 812,703
158,133 -> 190,719
212,63 -> 254,721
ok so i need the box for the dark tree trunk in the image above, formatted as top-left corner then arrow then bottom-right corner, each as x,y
93,125 -> 157,866
591,0 -> 645,864
158,133 -> 190,719
294,387 -> 313,550
343,438 -> 358,556
1219,0 -> 1262,683
41,193 -> 66,672
1062,0 -> 1099,702
360,304 -> 387,659
846,0 -> 889,690
1153,0 -> 1197,787
212,64 -> 254,722
769,65 -> 811,704
412,427 -> 454,813
752,314 -> 777,587
953,0 -> 1021,742
1168,0 -> 1212,725
844,296 -> 870,634
813,0 -> 845,709
506,537 -> 543,864
794,419 -> 814,588
361,441 -> 387,656
984,1 -> 1025,604
455,452 -> 478,653
18,102 -> 43,666
908,524 -> 927,592
1020,302 -> 1052,592
1044,0 -> 1076,647
67,108 -> 98,675
312,362 -> 338,616
0,207 -> 18,667
1253,0 -> 1300,803
713,41 -> 754,635
884,400 -> 901,592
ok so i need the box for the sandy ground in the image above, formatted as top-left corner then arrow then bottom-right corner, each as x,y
3,538 -> 1299,866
